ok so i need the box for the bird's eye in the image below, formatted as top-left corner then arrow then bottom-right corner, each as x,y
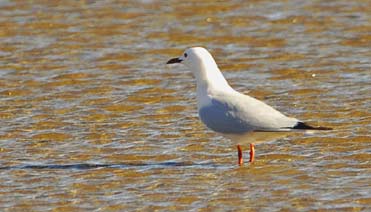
184,53 -> 188,58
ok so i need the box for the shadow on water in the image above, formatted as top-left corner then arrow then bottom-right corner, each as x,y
0,162 -> 230,170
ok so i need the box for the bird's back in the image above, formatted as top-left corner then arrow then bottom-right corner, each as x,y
198,90 -> 299,134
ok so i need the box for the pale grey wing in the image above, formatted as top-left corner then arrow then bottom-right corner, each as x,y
210,92 -> 300,132
199,98 -> 256,134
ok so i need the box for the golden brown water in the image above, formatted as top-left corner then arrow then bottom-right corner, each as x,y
0,1 -> 370,211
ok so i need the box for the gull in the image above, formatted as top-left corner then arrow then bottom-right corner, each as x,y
166,47 -> 332,165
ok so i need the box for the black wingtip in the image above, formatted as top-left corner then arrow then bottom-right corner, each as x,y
293,122 -> 333,130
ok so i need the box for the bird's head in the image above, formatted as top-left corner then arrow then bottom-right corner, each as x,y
166,47 -> 230,89
166,47 -> 217,71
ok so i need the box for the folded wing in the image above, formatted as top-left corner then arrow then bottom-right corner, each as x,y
199,92 -> 300,133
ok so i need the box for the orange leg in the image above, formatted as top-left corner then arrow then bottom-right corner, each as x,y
249,143 -> 255,163
237,145 -> 243,165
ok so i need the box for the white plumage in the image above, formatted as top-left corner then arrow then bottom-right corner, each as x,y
167,47 -> 331,164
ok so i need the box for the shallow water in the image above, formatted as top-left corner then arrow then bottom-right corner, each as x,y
0,0 -> 370,211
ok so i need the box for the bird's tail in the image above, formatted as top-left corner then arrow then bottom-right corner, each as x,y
291,122 -> 333,130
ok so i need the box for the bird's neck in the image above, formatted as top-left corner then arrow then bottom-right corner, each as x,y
194,62 -> 233,93
193,62 -> 234,110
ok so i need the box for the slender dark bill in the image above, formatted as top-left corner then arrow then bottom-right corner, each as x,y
167,58 -> 182,64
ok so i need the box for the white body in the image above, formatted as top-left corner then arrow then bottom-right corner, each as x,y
169,47 -> 310,144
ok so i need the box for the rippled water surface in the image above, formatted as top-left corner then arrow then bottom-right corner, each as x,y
0,0 -> 370,211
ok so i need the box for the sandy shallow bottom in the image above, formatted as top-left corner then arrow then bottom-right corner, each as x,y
0,1 -> 370,211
